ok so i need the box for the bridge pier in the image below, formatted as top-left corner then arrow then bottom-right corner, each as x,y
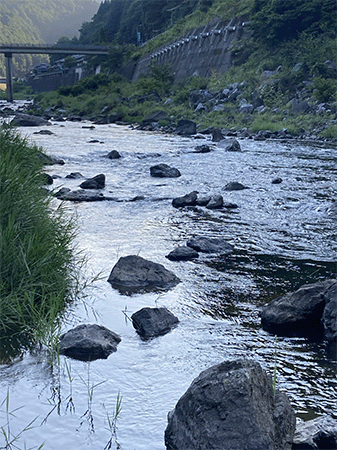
5,52 -> 13,103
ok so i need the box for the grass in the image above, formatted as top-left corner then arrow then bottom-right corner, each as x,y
0,125 -> 81,359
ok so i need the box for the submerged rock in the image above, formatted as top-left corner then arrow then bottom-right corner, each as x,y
187,236 -> 234,254
218,138 -> 241,151
166,246 -> 199,261
107,150 -> 121,159
131,307 -> 179,338
107,255 -> 180,292
59,324 -> 121,361
165,358 -> 296,450
55,189 -> 107,202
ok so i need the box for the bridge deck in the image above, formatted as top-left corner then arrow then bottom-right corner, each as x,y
0,43 -> 109,55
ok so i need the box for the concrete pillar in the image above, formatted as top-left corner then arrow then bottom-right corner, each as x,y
5,52 -> 13,103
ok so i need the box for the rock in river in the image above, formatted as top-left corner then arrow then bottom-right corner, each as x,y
261,279 -> 337,340
150,164 -> 181,178
187,236 -> 234,254
165,358 -> 296,450
166,246 -> 199,261
131,307 -> 179,338
59,324 -> 121,361
107,255 -> 180,292
80,173 -> 105,189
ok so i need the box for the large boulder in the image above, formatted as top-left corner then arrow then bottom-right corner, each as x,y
205,194 -> 224,209
165,359 -> 296,450
150,164 -> 181,178
80,173 -> 105,189
131,307 -> 179,338
261,279 -> 337,338
187,236 -> 234,254
107,255 -> 180,292
10,113 -> 51,127
292,415 -> 337,449
142,110 -> 168,125
59,324 -> 121,361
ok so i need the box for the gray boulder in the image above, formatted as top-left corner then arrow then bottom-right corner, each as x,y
10,113 -> 51,127
65,172 -> 83,179
131,307 -> 179,338
55,189 -> 108,202
212,128 -> 224,142
59,324 -> 121,361
166,246 -> 199,261
107,255 -> 180,292
261,279 -> 337,338
150,164 -> 181,178
175,119 -> 197,136
224,181 -> 248,191
80,173 -> 105,189
172,191 -> 198,208
187,236 -> 234,254
194,144 -> 211,153
107,150 -> 121,159
205,194 -> 224,209
218,138 -> 241,151
292,415 -> 337,449
165,358 -> 296,450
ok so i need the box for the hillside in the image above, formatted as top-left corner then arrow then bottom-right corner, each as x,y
0,0 -> 99,77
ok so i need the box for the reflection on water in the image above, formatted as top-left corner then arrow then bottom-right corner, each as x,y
0,120 -> 336,449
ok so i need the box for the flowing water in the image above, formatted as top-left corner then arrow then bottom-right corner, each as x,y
0,117 -> 336,449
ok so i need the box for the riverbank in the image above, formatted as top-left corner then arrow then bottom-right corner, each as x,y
0,125 -> 80,359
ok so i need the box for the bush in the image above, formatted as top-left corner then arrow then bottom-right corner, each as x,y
313,76 -> 337,102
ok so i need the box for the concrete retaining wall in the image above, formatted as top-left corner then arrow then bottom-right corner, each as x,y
130,16 -> 251,82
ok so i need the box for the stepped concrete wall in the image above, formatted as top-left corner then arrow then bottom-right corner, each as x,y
129,16 -> 251,83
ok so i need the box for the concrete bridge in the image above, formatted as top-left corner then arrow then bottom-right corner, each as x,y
0,43 -> 109,102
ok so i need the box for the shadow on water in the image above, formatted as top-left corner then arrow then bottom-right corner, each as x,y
198,250 -> 336,319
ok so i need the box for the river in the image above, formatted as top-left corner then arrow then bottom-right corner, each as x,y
0,117 -> 336,449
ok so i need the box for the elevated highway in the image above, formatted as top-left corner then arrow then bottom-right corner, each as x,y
0,43 -> 109,102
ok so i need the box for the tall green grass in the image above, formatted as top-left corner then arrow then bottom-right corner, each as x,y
0,125 -> 80,358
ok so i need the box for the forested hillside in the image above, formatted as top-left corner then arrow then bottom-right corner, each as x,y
0,0 -> 99,77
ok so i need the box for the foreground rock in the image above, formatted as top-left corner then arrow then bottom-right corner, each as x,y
150,164 -> 181,178
131,307 -> 179,338
166,246 -> 199,261
107,255 -> 180,292
165,358 -> 296,450
292,415 -> 337,449
59,324 -> 121,361
187,236 -> 234,254
10,113 -> 51,127
261,279 -> 337,340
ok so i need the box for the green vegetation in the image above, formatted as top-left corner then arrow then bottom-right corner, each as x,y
0,126 -> 81,359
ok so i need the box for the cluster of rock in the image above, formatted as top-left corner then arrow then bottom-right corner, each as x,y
166,236 -> 234,261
